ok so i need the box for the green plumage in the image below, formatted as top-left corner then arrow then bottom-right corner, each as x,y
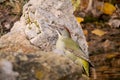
55,28 -> 94,77
63,38 -> 90,76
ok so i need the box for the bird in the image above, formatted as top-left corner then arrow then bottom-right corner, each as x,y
55,26 -> 94,77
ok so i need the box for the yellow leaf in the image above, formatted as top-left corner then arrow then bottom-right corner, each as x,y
106,53 -> 117,59
76,17 -> 84,23
102,2 -> 116,15
92,29 -> 106,37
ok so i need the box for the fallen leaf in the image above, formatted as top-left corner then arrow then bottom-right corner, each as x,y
106,53 -> 117,59
102,2 -> 116,15
76,17 -> 84,23
92,29 -> 106,37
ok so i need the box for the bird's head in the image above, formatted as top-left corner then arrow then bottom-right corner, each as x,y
56,26 -> 71,39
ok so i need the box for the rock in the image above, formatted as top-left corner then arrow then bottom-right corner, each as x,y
0,29 -> 40,53
0,59 -> 19,80
0,52 -> 83,80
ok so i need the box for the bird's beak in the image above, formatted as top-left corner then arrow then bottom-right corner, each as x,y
56,30 -> 62,37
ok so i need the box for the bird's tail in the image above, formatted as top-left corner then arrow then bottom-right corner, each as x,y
75,58 -> 90,76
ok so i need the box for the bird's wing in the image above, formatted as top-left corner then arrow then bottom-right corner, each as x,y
63,38 -> 94,67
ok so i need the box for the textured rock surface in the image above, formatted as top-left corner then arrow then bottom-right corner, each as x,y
0,26 -> 40,53
0,52 -> 83,80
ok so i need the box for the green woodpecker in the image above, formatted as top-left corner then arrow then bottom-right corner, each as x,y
55,27 -> 94,77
